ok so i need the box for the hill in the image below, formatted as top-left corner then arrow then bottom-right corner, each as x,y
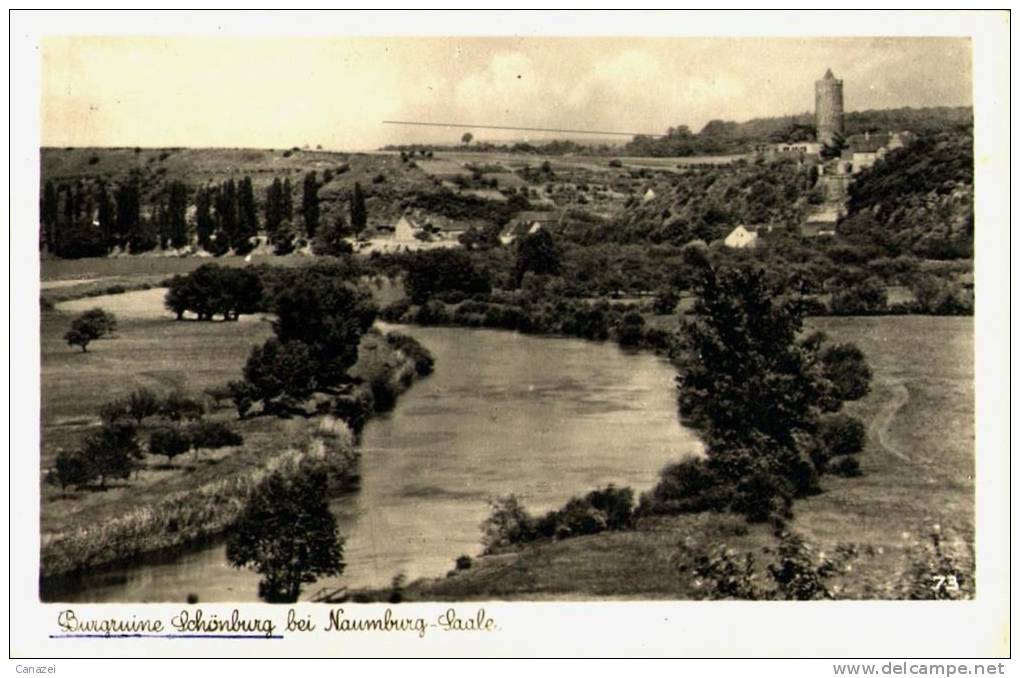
839,131 -> 974,259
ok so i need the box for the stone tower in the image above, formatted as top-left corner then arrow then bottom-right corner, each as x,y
815,68 -> 845,146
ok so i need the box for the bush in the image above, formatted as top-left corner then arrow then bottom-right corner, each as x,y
818,413 -> 867,457
730,472 -> 794,523
640,458 -> 731,515
480,495 -> 535,553
228,380 -> 257,419
583,484 -> 634,530
385,332 -> 435,376
455,555 -> 473,571
188,421 -> 243,450
330,388 -> 375,435
828,456 -> 862,477
820,343 -> 872,402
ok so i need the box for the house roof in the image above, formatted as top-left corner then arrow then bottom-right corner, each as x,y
512,210 -> 560,223
846,133 -> 892,154
806,206 -> 840,224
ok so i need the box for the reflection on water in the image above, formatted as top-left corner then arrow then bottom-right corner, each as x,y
46,324 -> 700,602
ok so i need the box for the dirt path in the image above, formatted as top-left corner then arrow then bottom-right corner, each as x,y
869,377 -> 912,462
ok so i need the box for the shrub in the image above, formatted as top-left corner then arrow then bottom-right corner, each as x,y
730,472 -> 794,523
640,458 -> 731,515
818,413 -> 867,457
583,484 -> 634,530
330,387 -> 375,435
820,343 -> 872,402
828,456 -> 862,477
188,421 -> 243,450
368,374 -> 399,413
480,494 -> 535,553
455,555 -> 473,571
385,332 -> 435,376
608,158 -> 623,168
149,428 -> 192,463
228,380 -> 257,418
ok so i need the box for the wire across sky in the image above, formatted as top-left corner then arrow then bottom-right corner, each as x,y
382,120 -> 664,138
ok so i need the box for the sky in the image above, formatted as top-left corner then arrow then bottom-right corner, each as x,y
41,36 -> 973,150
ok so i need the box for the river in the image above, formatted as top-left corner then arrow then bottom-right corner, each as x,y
46,322 -> 699,602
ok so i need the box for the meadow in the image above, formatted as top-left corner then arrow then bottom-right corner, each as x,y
372,315 -> 974,600
39,283 -> 420,579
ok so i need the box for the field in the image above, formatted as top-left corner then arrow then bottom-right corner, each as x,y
39,281 -> 419,578
377,315 -> 974,600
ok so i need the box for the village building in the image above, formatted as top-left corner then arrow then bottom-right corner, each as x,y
723,225 -> 759,249
801,205 -> 841,237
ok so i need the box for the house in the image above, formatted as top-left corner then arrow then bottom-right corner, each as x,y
643,188 -> 657,202
500,210 -> 560,245
393,215 -> 425,243
801,205 -> 840,237
723,225 -> 758,249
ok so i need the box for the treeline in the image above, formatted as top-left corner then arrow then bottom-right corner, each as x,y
840,131 -> 974,259
620,107 -> 973,157
40,168 -> 369,259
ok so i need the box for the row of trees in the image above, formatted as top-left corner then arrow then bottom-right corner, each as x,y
164,264 -> 264,320
42,172 -> 371,259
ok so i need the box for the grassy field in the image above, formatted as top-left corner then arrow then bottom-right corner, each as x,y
40,287 -> 421,577
366,315 -> 974,600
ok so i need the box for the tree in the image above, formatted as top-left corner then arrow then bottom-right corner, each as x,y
82,422 -> 140,488
302,171 -> 319,238
41,180 -> 59,251
195,187 -> 215,250
667,261 -> 871,520
50,449 -> 92,493
237,177 -> 259,252
461,132 -> 474,145
350,182 -> 367,234
149,428 -> 191,464
271,275 -> 376,387
312,212 -> 353,256
159,390 -> 205,423
227,465 -> 345,602
64,309 -> 116,352
242,338 -> 319,410
115,175 -> 144,252
264,178 -> 285,242
514,228 -> 562,286
164,181 -> 190,249
126,387 -> 161,423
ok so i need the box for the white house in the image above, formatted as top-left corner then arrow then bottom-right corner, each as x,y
394,215 -> 425,243
723,225 -> 758,249
643,188 -> 657,202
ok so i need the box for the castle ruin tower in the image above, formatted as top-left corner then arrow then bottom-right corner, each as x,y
815,68 -> 845,146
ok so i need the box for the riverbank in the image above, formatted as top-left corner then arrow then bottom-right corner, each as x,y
39,304 -> 431,585
348,315 -> 974,601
